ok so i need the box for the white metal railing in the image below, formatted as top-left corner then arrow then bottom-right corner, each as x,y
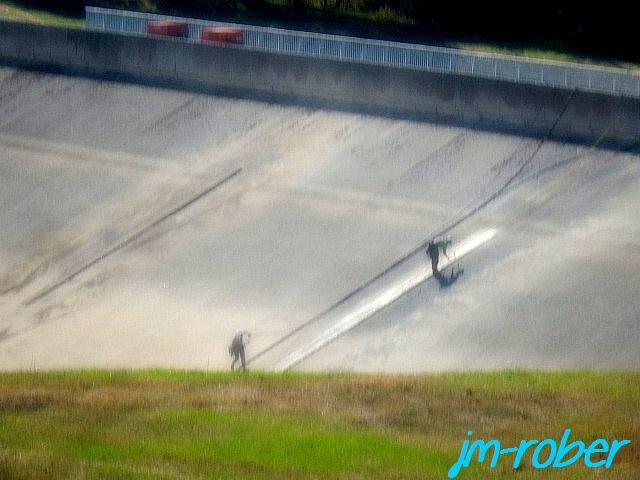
85,6 -> 640,98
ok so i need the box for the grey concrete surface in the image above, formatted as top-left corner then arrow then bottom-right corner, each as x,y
2,19 -> 640,148
0,66 -> 638,371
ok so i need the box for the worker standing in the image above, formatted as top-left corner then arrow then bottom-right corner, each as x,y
229,330 -> 250,371
426,236 -> 452,276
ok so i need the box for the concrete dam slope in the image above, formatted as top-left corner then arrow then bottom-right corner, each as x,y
0,64 -> 639,371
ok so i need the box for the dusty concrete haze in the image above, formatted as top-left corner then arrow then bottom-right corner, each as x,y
0,66 -> 638,371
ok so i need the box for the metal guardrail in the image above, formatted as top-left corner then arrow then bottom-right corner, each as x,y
85,6 -> 640,98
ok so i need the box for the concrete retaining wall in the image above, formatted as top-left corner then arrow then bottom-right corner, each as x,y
1,20 -> 639,148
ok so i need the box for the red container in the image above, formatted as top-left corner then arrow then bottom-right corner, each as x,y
147,21 -> 189,38
201,27 -> 244,45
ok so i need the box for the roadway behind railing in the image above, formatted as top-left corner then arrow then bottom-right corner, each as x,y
85,6 -> 640,99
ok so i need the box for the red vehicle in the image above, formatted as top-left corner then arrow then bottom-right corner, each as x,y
147,21 -> 189,38
201,27 -> 244,45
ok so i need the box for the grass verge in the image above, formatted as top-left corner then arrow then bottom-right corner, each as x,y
0,370 -> 638,479
0,1 -> 83,28
452,42 -> 640,71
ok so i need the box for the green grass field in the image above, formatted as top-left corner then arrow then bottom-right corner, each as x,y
0,370 -> 637,479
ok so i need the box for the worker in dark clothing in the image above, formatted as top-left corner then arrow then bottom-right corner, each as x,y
229,330 -> 250,371
427,236 -> 463,288
426,237 -> 452,276
426,241 -> 440,274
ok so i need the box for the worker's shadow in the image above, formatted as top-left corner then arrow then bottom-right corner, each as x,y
434,268 -> 464,288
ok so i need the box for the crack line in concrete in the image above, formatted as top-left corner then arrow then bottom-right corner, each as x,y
23,167 -> 242,307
